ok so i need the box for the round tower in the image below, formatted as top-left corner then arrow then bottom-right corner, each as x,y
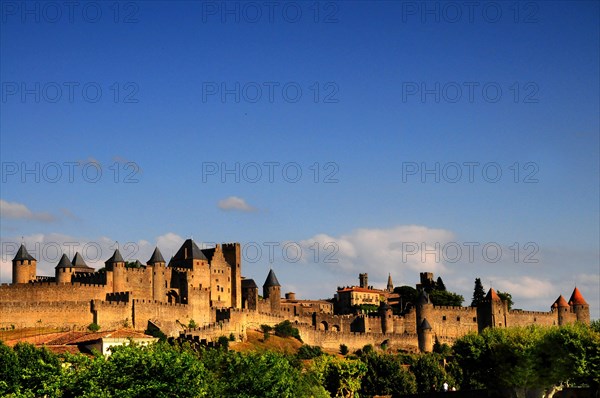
55,253 -> 74,283
418,318 -> 434,353
105,249 -> 126,293
12,244 -> 37,284
552,295 -> 570,326
568,287 -> 590,325
415,289 -> 433,331
379,300 -> 394,334
148,247 -> 166,301
263,269 -> 281,314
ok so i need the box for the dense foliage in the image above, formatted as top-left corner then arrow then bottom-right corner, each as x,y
471,277 -> 486,307
0,322 -> 598,398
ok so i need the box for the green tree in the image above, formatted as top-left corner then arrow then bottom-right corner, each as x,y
359,352 -> 417,396
339,344 -> 349,355
453,325 -> 600,397
497,291 -> 514,310
217,335 -> 229,350
208,350 -> 325,397
452,332 -> 487,390
433,337 -> 452,357
274,320 -> 302,341
429,290 -> 464,306
410,353 -> 449,393
436,276 -> 446,291
0,341 -> 19,395
312,355 -> 367,398
394,286 -> 417,310
64,342 -> 210,398
297,345 -> 323,360
471,278 -> 485,307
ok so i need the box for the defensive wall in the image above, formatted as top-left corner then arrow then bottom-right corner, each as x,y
0,282 -> 108,303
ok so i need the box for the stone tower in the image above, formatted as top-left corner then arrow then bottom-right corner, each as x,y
222,243 -> 242,309
105,248 -> 126,293
171,239 -> 210,291
568,287 -> 590,324
56,252 -> 94,283
12,244 -> 36,284
415,289 -> 433,331
379,300 -> 394,334
148,247 -> 166,302
241,278 -> 258,310
359,273 -> 368,288
263,269 -> 281,314
477,288 -> 507,332
55,254 -> 74,283
418,318 -> 434,353
552,295 -> 570,326
386,273 -> 394,292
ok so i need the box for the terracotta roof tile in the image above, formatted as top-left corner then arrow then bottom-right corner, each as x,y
486,288 -> 501,301
553,295 -> 569,308
568,287 -> 588,306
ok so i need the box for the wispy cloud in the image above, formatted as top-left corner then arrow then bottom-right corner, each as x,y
218,196 -> 257,212
0,200 -> 56,222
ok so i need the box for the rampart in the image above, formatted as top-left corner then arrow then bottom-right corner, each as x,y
296,324 -> 420,352
0,301 -> 93,329
506,309 -> 557,327
0,282 -> 108,303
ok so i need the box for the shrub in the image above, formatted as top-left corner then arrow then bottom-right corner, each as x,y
188,319 -> 197,329
340,344 -> 349,355
297,345 -> 323,360
274,320 -> 302,341
217,336 -> 229,350
87,323 -> 100,332
229,333 -> 235,341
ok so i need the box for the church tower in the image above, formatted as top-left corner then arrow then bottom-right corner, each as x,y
386,273 -> 394,292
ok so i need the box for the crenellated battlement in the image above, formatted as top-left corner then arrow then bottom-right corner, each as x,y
106,291 -> 132,302
509,309 -> 554,316
433,305 -> 477,312
123,267 -> 150,274
94,300 -> 130,307
0,300 -> 92,308
133,299 -> 188,308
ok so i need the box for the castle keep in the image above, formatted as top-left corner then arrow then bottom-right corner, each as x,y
0,241 -> 591,353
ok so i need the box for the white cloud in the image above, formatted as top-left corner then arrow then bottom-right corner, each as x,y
298,225 -> 456,281
218,196 -> 257,212
490,276 -> 555,300
0,200 -> 55,222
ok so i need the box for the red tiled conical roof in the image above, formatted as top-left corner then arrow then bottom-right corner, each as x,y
486,288 -> 501,301
553,295 -> 569,308
568,287 -> 588,306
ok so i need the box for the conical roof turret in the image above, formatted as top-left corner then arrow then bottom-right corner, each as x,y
148,247 -> 166,264
263,269 -> 281,288
105,248 -> 125,265
13,244 -> 35,262
568,287 -> 588,306
55,253 -> 73,268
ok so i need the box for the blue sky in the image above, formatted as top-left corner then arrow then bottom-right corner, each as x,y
1,1 -> 598,318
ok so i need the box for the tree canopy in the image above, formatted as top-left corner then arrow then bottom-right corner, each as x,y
471,278 -> 486,307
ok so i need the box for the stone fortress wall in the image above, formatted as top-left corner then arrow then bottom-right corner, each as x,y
0,241 -> 591,353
